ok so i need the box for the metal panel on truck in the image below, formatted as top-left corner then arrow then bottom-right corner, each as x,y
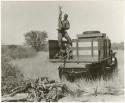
49,40 -> 59,59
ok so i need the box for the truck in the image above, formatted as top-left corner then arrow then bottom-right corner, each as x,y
48,31 -> 117,82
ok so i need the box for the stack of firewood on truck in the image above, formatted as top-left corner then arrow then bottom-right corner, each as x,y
2,77 -> 74,102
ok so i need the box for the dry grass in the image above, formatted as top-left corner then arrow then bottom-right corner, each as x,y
10,50 -> 124,102
11,52 -> 61,81
1,45 -> 37,95
2,45 -> 36,59
59,50 -> 124,101
1,56 -> 24,95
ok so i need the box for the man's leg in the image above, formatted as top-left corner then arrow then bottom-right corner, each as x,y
64,32 -> 73,59
58,31 -> 63,49
64,32 -> 72,46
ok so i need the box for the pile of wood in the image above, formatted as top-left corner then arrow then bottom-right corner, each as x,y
3,77 -> 74,102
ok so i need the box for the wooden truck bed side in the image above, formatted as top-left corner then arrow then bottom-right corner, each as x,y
48,33 -> 111,63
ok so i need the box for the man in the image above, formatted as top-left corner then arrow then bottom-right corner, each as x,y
57,7 -> 72,51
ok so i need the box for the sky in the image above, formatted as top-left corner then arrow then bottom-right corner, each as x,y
1,0 -> 125,44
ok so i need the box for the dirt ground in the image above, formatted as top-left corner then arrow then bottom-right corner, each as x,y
11,50 -> 124,102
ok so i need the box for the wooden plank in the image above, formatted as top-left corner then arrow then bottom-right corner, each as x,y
107,39 -> 111,57
106,39 -> 108,57
104,39 -> 107,58
76,39 -> 79,60
109,39 -> 111,55
78,42 -> 91,47
78,38 -> 98,42
73,38 -> 100,43
72,41 -> 77,47
93,41 -> 98,46
79,50 -> 91,55
98,39 -> 101,62
49,59 -> 98,63
79,58 -> 98,62
100,39 -> 105,60
72,38 -> 98,42
72,46 -> 98,50
78,55 -> 98,63
105,39 -> 107,57
77,33 -> 105,38
49,56 -> 111,63
78,55 -> 98,58
78,50 -> 99,56
93,50 -> 98,55
77,39 -> 99,62
72,50 -> 77,55
91,41 -> 93,57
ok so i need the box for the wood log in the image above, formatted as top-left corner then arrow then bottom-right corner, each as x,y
9,82 -> 74,97
2,93 -> 28,102
9,83 -> 31,96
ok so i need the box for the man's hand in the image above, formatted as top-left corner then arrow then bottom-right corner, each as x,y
59,6 -> 62,15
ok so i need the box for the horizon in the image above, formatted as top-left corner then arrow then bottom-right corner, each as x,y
1,1 -> 124,45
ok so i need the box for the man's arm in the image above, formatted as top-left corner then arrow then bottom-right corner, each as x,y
58,6 -> 62,30
58,7 -> 62,21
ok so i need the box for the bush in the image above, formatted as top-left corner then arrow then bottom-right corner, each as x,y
24,30 -> 48,51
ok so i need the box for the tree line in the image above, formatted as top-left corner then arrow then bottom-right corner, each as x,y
111,42 -> 124,50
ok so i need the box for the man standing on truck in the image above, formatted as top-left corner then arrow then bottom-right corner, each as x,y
57,6 -> 72,52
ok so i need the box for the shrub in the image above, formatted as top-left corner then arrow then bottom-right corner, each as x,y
24,30 -> 48,51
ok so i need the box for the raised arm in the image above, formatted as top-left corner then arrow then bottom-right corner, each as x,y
58,6 -> 62,21
58,6 -> 63,30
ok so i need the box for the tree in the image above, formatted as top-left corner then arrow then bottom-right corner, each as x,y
24,30 -> 48,51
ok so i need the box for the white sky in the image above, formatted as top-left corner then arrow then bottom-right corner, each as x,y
1,0 -> 124,44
